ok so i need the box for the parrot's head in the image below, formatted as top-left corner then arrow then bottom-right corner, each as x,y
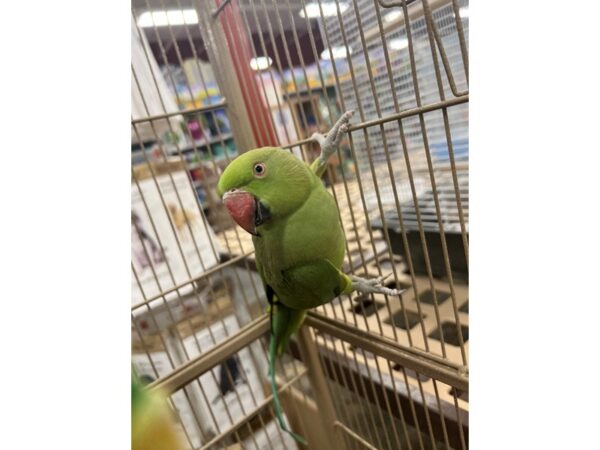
217,147 -> 313,236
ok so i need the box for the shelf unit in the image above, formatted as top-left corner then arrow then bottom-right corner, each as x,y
164,133 -> 234,156
322,0 -> 469,210
131,99 -> 238,218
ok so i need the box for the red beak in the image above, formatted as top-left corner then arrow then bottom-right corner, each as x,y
223,190 -> 256,235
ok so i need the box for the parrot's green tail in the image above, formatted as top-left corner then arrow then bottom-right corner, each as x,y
269,302 -> 307,445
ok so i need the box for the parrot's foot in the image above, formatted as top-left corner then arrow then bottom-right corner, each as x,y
311,110 -> 355,161
350,273 -> 406,297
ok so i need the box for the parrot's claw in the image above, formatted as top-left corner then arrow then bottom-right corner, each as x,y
350,274 -> 406,297
311,110 -> 355,162
367,273 -> 392,286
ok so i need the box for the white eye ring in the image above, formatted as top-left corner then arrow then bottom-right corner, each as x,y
253,163 -> 267,177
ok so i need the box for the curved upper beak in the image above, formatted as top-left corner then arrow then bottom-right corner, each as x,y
222,190 -> 272,236
223,190 -> 257,235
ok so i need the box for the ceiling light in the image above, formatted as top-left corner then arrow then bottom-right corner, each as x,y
320,46 -> 350,60
300,2 -> 349,19
250,56 -> 273,71
459,7 -> 468,18
137,9 -> 198,28
384,10 -> 402,23
389,38 -> 409,51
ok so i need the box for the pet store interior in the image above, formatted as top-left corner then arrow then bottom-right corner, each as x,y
131,0 -> 469,448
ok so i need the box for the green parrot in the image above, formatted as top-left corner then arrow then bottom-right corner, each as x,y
217,111 -> 403,444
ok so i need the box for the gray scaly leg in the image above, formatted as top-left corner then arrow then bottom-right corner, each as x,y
310,110 -> 355,176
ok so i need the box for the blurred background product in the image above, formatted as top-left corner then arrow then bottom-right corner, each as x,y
132,375 -> 186,450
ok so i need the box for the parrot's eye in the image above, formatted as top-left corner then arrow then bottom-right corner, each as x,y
253,163 -> 267,178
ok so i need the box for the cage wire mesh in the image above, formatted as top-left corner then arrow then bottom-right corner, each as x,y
131,0 -> 468,448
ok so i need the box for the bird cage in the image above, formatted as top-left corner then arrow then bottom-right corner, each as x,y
131,0 -> 468,448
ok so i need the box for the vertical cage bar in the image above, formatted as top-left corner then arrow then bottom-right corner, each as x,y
194,0 -> 257,151
296,327 -> 347,450
217,0 -> 279,147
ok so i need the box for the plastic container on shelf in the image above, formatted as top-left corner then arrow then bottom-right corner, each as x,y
186,117 -> 205,141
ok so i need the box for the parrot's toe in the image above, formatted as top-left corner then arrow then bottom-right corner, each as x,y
341,109 -> 355,121
381,287 -> 408,296
350,273 -> 406,297
372,273 -> 392,285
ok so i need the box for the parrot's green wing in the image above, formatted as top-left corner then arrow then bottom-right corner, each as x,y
280,259 -> 352,310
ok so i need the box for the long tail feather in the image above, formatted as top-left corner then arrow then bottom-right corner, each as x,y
269,303 -> 307,445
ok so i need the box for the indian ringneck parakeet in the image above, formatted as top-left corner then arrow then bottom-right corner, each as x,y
217,111 -> 403,444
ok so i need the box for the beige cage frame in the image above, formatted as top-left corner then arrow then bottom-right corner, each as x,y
131,0 -> 468,448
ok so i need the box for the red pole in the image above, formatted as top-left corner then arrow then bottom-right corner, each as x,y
218,0 -> 279,148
